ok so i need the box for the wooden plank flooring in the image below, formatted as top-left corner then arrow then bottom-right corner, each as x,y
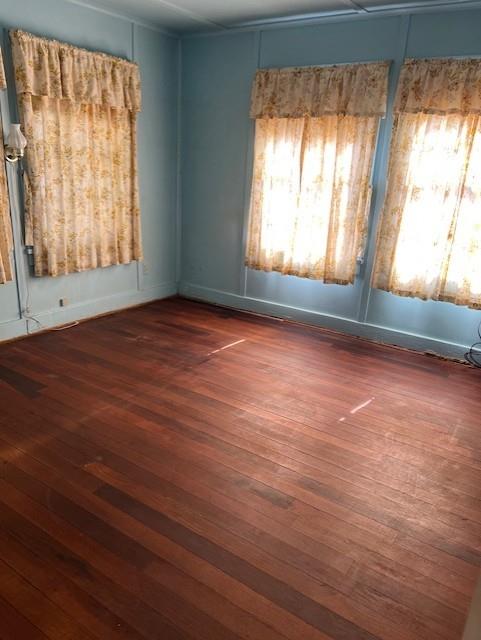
0,296 -> 480,640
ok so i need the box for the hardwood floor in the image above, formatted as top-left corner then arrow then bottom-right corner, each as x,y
0,296 -> 480,640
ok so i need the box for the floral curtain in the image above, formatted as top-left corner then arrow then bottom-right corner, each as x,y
251,62 -> 390,119
0,47 -> 6,89
372,58 -> 481,309
246,62 -> 389,283
10,30 -> 142,277
0,47 -> 13,284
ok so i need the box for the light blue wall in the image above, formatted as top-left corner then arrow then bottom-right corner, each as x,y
0,0 -> 179,341
180,8 -> 481,358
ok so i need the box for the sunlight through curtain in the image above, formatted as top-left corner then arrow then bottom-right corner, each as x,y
246,62 -> 389,284
11,30 -> 143,277
372,58 -> 481,309
0,47 -> 13,284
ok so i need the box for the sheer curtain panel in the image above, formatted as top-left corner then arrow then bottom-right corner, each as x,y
10,30 -> 143,277
372,58 -> 481,309
246,62 -> 389,284
0,47 -> 13,284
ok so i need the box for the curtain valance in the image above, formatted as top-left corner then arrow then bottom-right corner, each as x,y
395,58 -> 481,115
0,47 -> 6,89
250,62 -> 390,119
10,30 -> 141,111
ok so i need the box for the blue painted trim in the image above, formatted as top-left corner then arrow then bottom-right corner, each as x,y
182,1 -> 481,39
365,0 -> 481,12
463,573 -> 481,639
0,318 -> 28,342
179,281 -> 469,360
234,8 -> 359,28
55,0 -> 481,37
63,0 -> 179,36
132,23 -> 145,295
239,30 -> 261,298
234,0 -> 481,28
176,37 -> 183,285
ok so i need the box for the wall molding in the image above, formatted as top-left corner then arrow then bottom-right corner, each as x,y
60,0 -> 481,38
179,281 -> 469,360
64,0 -> 179,36
183,0 -> 481,38
463,572 -> 481,640
0,281 -> 177,342
0,317 -> 28,342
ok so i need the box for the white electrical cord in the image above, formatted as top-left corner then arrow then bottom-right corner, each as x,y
7,162 -> 79,335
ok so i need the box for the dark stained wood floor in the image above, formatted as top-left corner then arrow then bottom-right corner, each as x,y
0,297 -> 480,640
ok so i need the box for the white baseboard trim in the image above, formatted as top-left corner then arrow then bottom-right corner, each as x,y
0,281 -> 178,342
179,281 -> 469,360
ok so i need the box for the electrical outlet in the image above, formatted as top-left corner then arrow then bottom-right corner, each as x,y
59,298 -> 68,307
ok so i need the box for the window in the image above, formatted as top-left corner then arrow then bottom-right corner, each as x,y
372,58 -> 481,309
11,30 -> 142,278
245,62 -> 389,285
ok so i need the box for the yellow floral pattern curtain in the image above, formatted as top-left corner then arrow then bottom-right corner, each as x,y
0,47 -> 13,284
0,47 -> 6,89
251,62 -> 389,119
372,58 -> 481,309
246,62 -> 389,284
11,30 -> 142,277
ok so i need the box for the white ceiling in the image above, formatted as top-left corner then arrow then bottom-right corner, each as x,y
75,0 -> 481,33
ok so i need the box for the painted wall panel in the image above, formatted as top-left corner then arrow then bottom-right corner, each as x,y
135,24 -> 178,289
260,16 -> 402,67
366,289 -> 480,348
181,32 -> 258,293
246,269 -> 361,320
407,9 -> 481,58
0,280 -> 19,324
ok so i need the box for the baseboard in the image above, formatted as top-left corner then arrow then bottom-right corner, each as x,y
0,281 -> 178,342
463,572 -> 481,640
179,281 -> 469,360
3,279 -> 471,360
0,317 -> 29,342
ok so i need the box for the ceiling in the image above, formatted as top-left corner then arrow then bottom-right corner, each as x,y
76,0 -> 481,33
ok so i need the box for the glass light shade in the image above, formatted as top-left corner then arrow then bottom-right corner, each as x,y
6,124 -> 27,153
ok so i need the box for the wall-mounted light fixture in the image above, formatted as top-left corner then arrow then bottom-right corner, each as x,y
5,124 -> 27,163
